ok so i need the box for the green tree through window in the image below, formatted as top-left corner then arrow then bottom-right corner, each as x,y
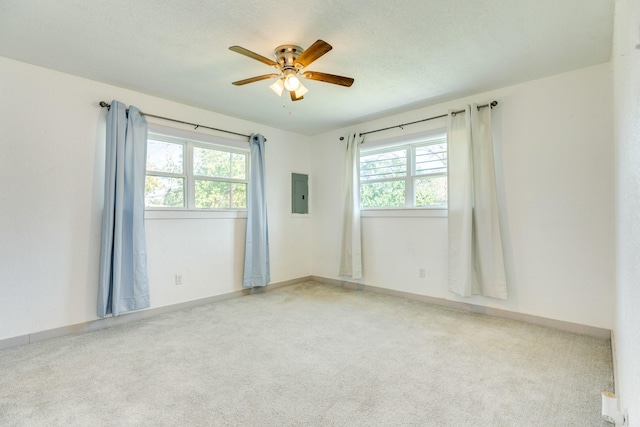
359,134 -> 447,209
145,135 -> 248,210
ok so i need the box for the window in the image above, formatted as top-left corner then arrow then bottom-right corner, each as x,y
145,134 -> 248,210
359,133 -> 447,209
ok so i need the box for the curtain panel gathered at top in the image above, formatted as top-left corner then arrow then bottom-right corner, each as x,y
447,104 -> 507,299
243,133 -> 270,288
339,132 -> 363,279
98,100 -> 150,317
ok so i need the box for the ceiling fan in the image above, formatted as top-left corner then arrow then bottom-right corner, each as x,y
229,40 -> 354,101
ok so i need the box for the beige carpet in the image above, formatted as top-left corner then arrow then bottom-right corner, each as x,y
0,281 -> 613,426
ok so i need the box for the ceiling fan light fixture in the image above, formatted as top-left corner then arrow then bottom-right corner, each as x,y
283,73 -> 300,91
269,78 -> 284,96
293,82 -> 308,98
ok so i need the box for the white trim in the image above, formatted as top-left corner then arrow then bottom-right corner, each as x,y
148,122 -> 249,150
0,335 -> 29,351
361,208 -> 447,218
361,128 -> 447,152
145,209 -> 247,220
0,276 -> 312,351
312,276 -> 612,339
360,132 -> 448,210
611,329 -> 618,393
146,126 -> 250,212
0,276 -> 611,352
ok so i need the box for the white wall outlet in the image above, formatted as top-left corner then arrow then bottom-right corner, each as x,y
175,274 -> 183,286
419,268 -> 426,278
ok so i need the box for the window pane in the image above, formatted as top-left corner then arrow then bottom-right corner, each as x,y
231,153 -> 246,180
415,175 -> 447,207
145,176 -> 184,207
147,140 -> 183,173
415,143 -> 447,175
195,180 -> 231,208
194,147 -> 247,180
360,149 -> 407,181
232,183 -> 247,208
361,180 -> 405,208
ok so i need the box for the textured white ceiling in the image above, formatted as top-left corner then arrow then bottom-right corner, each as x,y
0,0 -> 613,135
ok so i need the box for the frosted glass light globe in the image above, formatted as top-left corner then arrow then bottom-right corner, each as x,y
284,74 -> 300,91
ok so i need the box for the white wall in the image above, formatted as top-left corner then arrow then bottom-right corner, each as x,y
311,63 -> 614,329
613,0 -> 640,423
0,53 -> 617,344
0,56 -> 312,341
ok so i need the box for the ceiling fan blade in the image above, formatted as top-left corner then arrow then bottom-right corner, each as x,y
232,74 -> 280,86
290,90 -> 304,102
229,46 -> 280,68
302,71 -> 354,87
294,40 -> 332,68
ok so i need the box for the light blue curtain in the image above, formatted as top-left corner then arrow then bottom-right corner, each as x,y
243,133 -> 270,288
98,100 -> 150,317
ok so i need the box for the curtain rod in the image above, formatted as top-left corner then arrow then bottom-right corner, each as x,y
339,101 -> 498,140
98,101 -> 251,139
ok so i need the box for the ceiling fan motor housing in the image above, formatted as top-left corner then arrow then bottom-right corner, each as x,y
274,45 -> 304,71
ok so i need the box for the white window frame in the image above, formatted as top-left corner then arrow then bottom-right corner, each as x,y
144,124 -> 250,219
359,129 -> 447,212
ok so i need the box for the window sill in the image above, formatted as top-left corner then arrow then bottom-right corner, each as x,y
145,209 -> 247,220
361,208 -> 447,218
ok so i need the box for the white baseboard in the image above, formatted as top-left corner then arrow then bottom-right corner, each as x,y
311,275 -> 612,339
0,276 -> 312,351
611,329 -> 618,393
1,275 -> 610,352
